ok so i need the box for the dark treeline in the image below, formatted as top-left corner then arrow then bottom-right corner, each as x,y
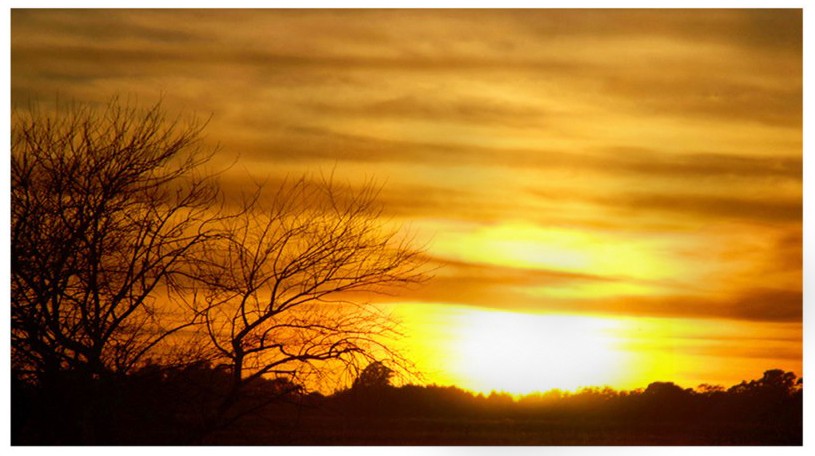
12,363 -> 802,445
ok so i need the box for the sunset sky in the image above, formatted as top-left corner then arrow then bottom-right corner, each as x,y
10,9 -> 803,394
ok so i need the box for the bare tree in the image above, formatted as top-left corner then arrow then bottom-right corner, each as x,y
11,99 -> 222,384
194,176 -> 427,433
11,98 -> 428,443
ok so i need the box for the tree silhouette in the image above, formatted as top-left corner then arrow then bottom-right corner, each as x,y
11,99 -> 427,443
353,361 -> 395,389
193,177 -> 427,436
11,99 -> 220,386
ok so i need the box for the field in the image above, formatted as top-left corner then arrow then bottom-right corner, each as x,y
212,414 -> 803,446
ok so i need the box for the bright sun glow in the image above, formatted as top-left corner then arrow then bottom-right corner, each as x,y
389,303 -> 633,395
391,302 -> 803,396
445,308 -> 631,395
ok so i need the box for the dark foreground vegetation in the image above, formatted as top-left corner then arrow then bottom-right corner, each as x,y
12,365 -> 802,445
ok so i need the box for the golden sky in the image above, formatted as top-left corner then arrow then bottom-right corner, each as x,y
11,9 -> 802,394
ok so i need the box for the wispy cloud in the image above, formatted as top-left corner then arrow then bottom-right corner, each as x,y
11,9 -> 801,329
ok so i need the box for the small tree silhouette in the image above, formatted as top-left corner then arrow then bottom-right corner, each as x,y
353,361 -> 395,390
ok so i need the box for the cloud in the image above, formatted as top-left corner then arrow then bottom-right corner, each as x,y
235,124 -> 801,180
594,69 -> 801,128
595,148 -> 801,181
727,289 -> 802,322
11,9 -> 802,329
391,253 -> 800,323
382,254 -> 625,311
528,182 -> 800,226
299,95 -> 551,129
565,288 -> 802,323
388,256 -> 802,322
14,10 -> 801,123
607,192 -> 801,224
12,9 -> 201,45
514,9 -> 801,55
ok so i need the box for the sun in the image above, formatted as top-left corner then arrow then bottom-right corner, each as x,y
445,308 -> 632,395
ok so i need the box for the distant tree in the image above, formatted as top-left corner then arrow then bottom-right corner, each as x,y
726,369 -> 800,420
758,369 -> 797,393
353,361 -> 395,390
727,369 -> 798,397
642,381 -> 692,398
696,384 -> 725,394
637,381 -> 696,420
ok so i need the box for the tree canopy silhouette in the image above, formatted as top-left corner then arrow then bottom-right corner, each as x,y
353,361 -> 395,390
11,99 -> 220,384
11,98 -> 427,443
193,176 -> 427,435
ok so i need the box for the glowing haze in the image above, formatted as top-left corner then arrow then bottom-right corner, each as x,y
11,9 -> 802,394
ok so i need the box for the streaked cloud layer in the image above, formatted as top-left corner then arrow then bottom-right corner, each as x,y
11,9 -> 802,389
